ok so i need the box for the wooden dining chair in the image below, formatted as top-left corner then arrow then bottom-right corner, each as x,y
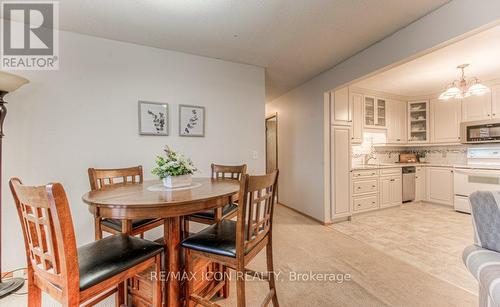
88,166 -> 163,239
9,178 -> 163,307
181,170 -> 280,307
183,163 -> 247,235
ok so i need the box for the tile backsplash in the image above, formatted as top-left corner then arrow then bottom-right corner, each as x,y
352,144 -> 467,165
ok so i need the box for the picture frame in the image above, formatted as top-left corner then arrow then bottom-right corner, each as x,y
179,104 -> 205,137
138,101 -> 169,136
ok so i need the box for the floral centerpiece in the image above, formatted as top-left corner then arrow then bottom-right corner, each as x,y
152,146 -> 197,188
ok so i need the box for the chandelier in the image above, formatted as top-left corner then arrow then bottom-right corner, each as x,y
438,64 -> 490,100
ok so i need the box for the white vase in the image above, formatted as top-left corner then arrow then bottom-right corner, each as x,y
163,174 -> 192,188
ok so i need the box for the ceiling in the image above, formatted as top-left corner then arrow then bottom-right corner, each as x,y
355,24 -> 500,97
9,0 -> 449,100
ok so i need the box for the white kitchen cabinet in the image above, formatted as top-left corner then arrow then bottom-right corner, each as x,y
331,126 -> 351,219
387,100 -> 407,144
462,93 -> 492,121
415,167 -> 426,202
426,167 -> 454,206
408,101 -> 429,143
492,85 -> 500,119
380,174 -> 402,208
364,96 -> 386,128
351,93 -> 363,144
430,98 -> 461,143
331,87 -> 351,126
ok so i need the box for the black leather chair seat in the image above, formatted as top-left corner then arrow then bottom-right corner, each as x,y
190,203 -> 238,219
181,220 -> 260,258
78,234 -> 163,291
101,218 -> 157,231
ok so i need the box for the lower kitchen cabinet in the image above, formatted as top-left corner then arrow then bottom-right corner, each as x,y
380,174 -> 402,208
351,169 -> 379,213
426,167 -> 454,206
415,167 -> 426,201
331,126 -> 352,219
353,194 -> 378,212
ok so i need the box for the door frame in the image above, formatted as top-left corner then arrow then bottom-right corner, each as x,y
265,113 -> 279,200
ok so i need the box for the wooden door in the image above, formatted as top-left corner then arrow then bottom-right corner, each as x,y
430,98 -> 461,143
351,93 -> 363,143
462,94 -> 492,121
266,116 -> 278,174
426,167 -> 453,206
331,87 -> 351,126
331,126 -> 351,218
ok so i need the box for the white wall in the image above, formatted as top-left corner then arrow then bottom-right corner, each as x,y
3,30 -> 265,272
266,0 -> 500,223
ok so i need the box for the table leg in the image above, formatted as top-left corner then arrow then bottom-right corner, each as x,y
164,217 -> 181,307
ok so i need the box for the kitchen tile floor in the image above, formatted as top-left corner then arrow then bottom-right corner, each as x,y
331,202 -> 478,294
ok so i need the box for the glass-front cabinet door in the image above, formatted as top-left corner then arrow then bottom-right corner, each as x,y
408,101 -> 429,143
377,99 -> 386,127
364,96 -> 386,128
365,97 -> 375,126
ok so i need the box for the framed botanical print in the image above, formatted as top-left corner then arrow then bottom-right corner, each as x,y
179,104 -> 205,137
138,101 -> 169,136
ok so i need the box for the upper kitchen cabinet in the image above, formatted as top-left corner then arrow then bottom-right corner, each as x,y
492,84 -> 500,119
408,101 -> 429,143
364,96 -> 386,128
330,87 -> 351,126
386,100 -> 407,144
430,98 -> 461,143
462,92 -> 492,121
350,93 -> 363,143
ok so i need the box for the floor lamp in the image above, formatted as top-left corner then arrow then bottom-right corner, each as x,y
0,71 -> 29,297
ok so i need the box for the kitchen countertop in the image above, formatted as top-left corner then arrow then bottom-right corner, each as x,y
351,163 -> 500,171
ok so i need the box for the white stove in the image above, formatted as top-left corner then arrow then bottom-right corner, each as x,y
454,147 -> 500,213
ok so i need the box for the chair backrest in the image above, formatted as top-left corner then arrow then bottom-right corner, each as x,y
236,170 -> 279,255
88,166 -> 143,191
9,178 -> 79,295
211,164 -> 247,180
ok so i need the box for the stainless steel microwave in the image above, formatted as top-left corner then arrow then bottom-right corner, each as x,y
461,119 -> 500,144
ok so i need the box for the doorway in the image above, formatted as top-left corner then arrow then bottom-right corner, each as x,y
266,114 -> 278,174
266,114 -> 278,201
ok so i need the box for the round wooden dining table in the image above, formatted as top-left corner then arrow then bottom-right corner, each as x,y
82,177 -> 240,307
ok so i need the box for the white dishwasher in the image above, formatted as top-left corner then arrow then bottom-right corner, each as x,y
454,147 -> 500,213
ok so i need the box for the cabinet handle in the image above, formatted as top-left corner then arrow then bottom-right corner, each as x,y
372,185 -> 376,187
372,202 -> 376,204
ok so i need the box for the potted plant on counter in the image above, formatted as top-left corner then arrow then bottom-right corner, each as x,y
418,151 -> 427,163
152,146 -> 197,188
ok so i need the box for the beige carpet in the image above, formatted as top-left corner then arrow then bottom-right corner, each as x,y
0,205 -> 477,307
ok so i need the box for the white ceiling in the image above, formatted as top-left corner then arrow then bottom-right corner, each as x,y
9,0 -> 450,100
355,24 -> 500,97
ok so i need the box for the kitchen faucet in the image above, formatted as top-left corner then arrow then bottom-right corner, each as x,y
364,153 -> 376,164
